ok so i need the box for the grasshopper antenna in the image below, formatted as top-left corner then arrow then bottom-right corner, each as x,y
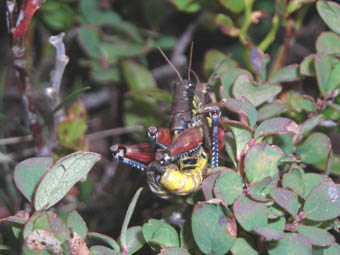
188,42 -> 194,80
158,46 -> 183,81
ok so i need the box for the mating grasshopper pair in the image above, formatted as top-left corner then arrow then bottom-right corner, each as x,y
111,50 -> 224,198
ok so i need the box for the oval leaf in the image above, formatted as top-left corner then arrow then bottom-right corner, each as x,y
317,0 -> 340,36
269,64 -> 302,83
296,225 -> 335,247
118,226 -> 145,255
158,247 -> 190,255
316,31 -> 340,54
223,97 -> 257,127
244,143 -> 283,183
248,177 -> 274,202
34,152 -> 101,211
268,233 -> 312,255
304,181 -> 340,221
214,169 -> 243,205
253,226 -> 285,240
14,157 -> 53,202
296,132 -> 331,164
88,232 -> 120,252
221,120 -> 252,161
233,73 -> 282,107
233,194 -> 267,232
67,210 -> 88,240
270,188 -> 300,218
90,245 -> 117,255
143,219 -> 179,250
122,60 -> 157,91
258,102 -> 288,121
192,202 -> 235,255
230,237 -> 257,255
301,173 -> 331,198
254,117 -> 299,139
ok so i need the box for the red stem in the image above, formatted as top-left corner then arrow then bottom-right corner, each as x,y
6,0 -> 45,151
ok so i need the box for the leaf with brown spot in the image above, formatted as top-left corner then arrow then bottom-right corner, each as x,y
68,230 -> 90,255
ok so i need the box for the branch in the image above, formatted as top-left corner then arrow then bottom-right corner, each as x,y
48,32 -> 69,124
6,0 -> 46,152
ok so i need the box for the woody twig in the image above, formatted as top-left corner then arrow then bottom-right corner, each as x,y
6,0 -> 46,152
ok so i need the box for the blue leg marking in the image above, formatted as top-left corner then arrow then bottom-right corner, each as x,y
114,156 -> 147,171
211,115 -> 219,168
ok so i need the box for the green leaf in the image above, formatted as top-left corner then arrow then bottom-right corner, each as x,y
269,64 -> 302,83
316,31 -> 340,54
23,211 -> 45,239
314,53 -> 339,97
120,188 -> 143,251
100,42 -> 144,64
67,210 -> 88,240
221,120 -> 252,161
192,203 -> 235,255
296,133 -> 332,164
248,177 -> 273,202
254,117 -> 299,139
215,14 -> 239,37
299,54 -> 315,77
268,216 -> 286,232
295,114 -> 324,139
220,68 -> 251,99
88,232 -> 120,252
143,219 -> 179,250
158,247 -> 191,255
258,102 -> 288,121
14,157 -> 52,202
118,226 -> 145,255
223,97 -> 258,127
168,0 -> 200,12
317,0 -> 340,36
224,133 -> 238,167
57,100 -> 88,151
244,143 -> 283,183
267,204 -> 285,219
34,152 -> 101,211
78,26 -> 100,58
41,1 -> 74,30
90,245 -> 117,255
26,211 -> 70,242
324,243 -> 340,255
214,169 -> 243,205
203,49 -> 238,78
296,225 -> 335,247
233,194 -> 268,232
219,0 -> 245,13
232,73 -> 282,107
80,0 -> 99,23
268,233 -> 312,255
282,171 -> 305,198
326,62 -> 340,92
253,226 -> 285,240
230,237 -> 257,255
122,60 -> 157,91
304,181 -> 340,221
180,220 -> 198,252
202,171 -> 222,200
270,188 -> 300,218
301,173 -> 331,198
273,134 -> 294,154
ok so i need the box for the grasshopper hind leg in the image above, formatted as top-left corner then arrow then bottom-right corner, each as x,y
209,107 -> 221,168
